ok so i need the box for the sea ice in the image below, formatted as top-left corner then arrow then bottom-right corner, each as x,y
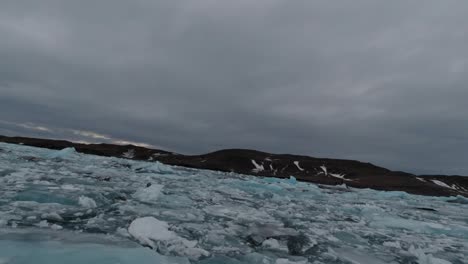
133,184 -> 164,202
46,147 -> 77,159
78,196 -> 97,208
128,217 -> 177,247
128,217 -> 209,260
0,142 -> 467,264
0,239 -> 190,264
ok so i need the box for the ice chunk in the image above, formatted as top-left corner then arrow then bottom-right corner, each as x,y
275,258 -> 308,264
128,217 -> 209,260
447,195 -> 468,204
289,176 -> 297,184
383,241 -> 401,248
51,224 -> 63,230
128,217 -> 177,248
262,238 -> 281,249
332,248 -> 389,264
36,220 -> 49,228
368,215 -> 468,238
46,147 -> 77,159
41,212 -> 63,222
408,245 -> 452,264
133,184 -> 164,202
134,161 -> 175,174
78,196 -> 97,208
61,184 -> 82,191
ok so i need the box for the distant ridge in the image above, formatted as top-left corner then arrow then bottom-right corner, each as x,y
1,135 -> 467,197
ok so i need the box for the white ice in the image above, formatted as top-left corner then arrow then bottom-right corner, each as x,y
78,196 -> 97,208
46,147 -> 77,159
128,217 -> 177,247
133,184 -> 164,202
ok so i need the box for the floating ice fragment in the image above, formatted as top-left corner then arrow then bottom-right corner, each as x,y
262,238 -> 281,249
128,217 -> 209,260
408,245 -> 452,264
333,248 -> 389,264
368,215 -> 468,238
383,241 -> 401,248
78,196 -> 97,209
133,161 -> 175,174
275,258 -> 308,264
61,184 -> 82,191
289,176 -> 297,184
447,195 -> 468,204
46,147 -> 77,159
37,220 -> 49,228
117,227 -> 131,238
133,184 -> 164,202
51,224 -> 63,230
41,212 -> 63,222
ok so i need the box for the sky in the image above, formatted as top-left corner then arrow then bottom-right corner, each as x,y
1,0 -> 468,175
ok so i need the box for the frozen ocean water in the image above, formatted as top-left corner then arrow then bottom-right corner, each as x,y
0,143 -> 467,264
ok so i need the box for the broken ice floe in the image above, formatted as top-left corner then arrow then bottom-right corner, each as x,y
0,142 -> 466,264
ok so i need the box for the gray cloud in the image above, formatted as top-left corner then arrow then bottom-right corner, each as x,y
1,0 -> 468,175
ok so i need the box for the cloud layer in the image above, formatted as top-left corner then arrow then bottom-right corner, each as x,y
1,0 -> 468,174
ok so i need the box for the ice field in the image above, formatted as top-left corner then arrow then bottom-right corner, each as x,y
0,143 -> 467,263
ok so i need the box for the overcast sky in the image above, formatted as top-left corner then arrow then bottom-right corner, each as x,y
1,0 -> 468,175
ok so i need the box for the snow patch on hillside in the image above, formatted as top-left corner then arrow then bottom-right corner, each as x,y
293,161 -> 304,171
251,160 -> 265,172
432,180 -> 455,190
